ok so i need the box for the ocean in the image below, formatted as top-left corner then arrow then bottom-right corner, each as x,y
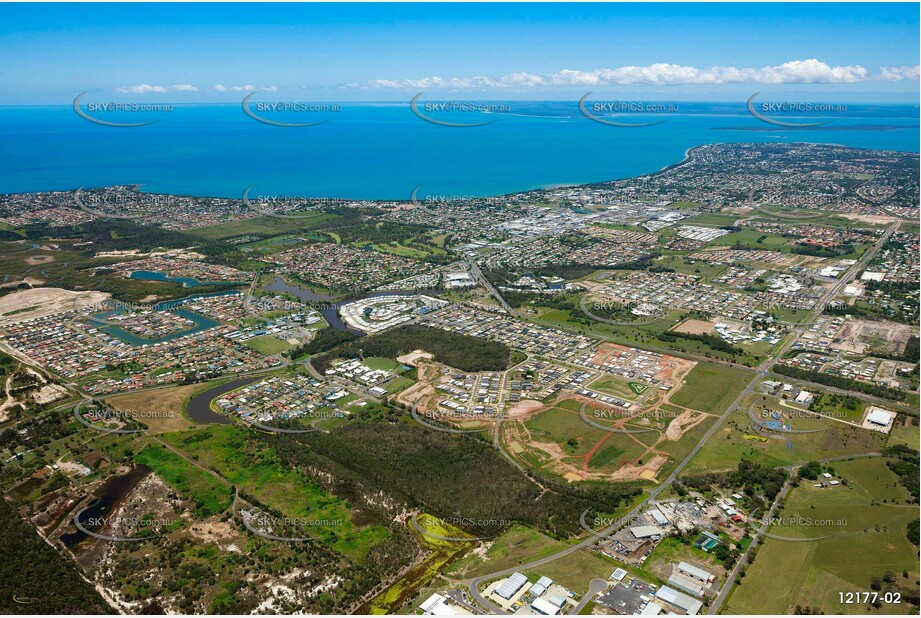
0,102 -> 917,199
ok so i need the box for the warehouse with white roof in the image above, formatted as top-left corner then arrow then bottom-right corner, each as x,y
495,572 -> 528,600
655,585 -> 703,615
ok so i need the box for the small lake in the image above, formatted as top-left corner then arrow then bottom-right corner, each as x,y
90,307 -> 220,345
60,464 -> 152,548
130,269 -> 245,288
86,291 -> 242,345
185,376 -> 264,424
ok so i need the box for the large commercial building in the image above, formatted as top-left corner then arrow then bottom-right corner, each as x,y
631,525 -> 662,539
495,572 -> 528,600
677,561 -> 715,583
655,586 -> 703,615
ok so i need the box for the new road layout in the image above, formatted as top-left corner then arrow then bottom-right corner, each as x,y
465,221 -> 901,615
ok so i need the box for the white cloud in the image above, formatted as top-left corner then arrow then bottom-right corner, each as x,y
879,65 -> 921,81
115,83 -> 167,94
172,84 -> 198,92
361,59 -> 918,89
212,84 -> 273,93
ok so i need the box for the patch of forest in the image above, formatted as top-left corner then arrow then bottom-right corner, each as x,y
311,324 -> 513,372
264,418 -> 641,539
0,498 -> 114,614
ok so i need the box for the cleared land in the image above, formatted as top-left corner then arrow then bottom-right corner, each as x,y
669,362 -> 754,414
104,383 -> 203,432
684,393 -> 888,474
725,457 -> 918,615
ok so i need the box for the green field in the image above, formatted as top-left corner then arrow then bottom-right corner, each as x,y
525,405 -> 603,457
811,393 -> 867,423
681,213 -> 742,227
888,418 -> 920,450
684,394 -> 888,474
243,334 -> 293,355
382,375 -> 415,394
187,213 -> 335,240
654,254 -> 729,279
588,375 -> 641,401
522,548 -> 624,594
363,356 -> 402,371
706,229 -> 792,251
725,457 -> 919,615
445,525 -> 571,579
134,444 -> 232,516
159,425 -> 389,559
669,362 -> 753,414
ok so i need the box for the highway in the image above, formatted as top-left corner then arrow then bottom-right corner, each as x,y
466,220 -> 900,615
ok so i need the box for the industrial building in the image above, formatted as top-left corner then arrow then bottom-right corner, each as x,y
655,585 -> 703,615
529,576 -> 553,598
495,572 -> 528,600
419,593 -> 466,616
531,597 -> 561,615
677,561 -> 715,583
866,406 -> 895,428
667,573 -> 705,597
648,508 -> 670,526
630,525 -> 662,539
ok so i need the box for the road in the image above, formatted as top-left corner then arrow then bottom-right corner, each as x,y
708,452 -> 882,614
571,579 -> 608,615
466,220 -> 900,614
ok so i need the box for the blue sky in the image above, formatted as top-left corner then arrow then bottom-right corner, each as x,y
1,3 -> 918,103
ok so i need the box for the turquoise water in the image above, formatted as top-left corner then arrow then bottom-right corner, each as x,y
129,269 -> 243,288
91,307 -> 220,345
0,102 -> 916,199
130,270 -> 203,287
87,291 -> 244,345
